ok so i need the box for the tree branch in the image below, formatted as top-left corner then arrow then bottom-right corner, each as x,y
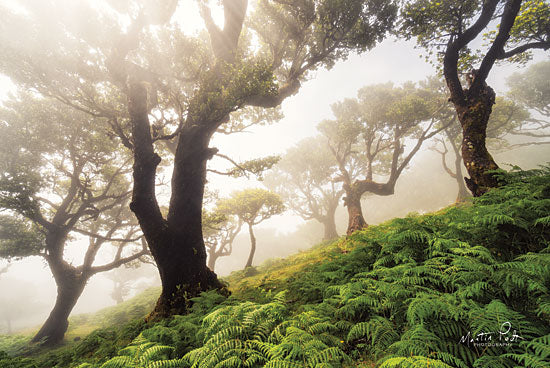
444,0 -> 500,105
473,0 -> 523,95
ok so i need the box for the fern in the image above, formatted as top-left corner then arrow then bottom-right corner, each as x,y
379,356 -> 454,368
99,334 -> 182,368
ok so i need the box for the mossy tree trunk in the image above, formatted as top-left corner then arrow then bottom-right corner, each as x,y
456,85 -> 500,196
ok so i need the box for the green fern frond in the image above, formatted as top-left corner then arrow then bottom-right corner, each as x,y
379,356 -> 454,368
534,216 -> 550,226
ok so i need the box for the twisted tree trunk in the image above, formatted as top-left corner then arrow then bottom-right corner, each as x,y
457,84 -> 499,197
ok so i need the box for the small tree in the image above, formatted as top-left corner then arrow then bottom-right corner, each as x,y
218,189 -> 284,269
203,210 -> 242,272
106,255 -> 157,305
264,137 -> 343,240
319,82 -> 451,234
0,277 -> 46,334
401,0 -> 550,196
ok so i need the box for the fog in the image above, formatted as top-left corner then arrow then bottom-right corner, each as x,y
0,0 -> 548,340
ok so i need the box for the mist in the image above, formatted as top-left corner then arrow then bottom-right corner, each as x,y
0,1 -> 549,366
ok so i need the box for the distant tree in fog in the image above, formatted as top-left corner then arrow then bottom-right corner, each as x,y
264,137 -> 344,241
0,277 -> 47,334
203,210 -> 242,272
506,61 -> 550,142
217,189 -> 284,269
106,259 -> 157,305
319,82 -> 452,235
0,96 -> 149,345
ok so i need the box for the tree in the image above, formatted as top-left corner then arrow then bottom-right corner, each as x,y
506,60 -> 550,143
203,210 -> 242,272
106,257 -> 157,305
0,95 -> 149,345
319,82 -> 451,235
0,0 -> 399,317
0,277 -> 46,334
217,189 -> 284,269
431,62 -> 550,201
401,0 -> 550,196
434,96 -> 530,202
508,60 -> 550,116
264,137 -> 343,240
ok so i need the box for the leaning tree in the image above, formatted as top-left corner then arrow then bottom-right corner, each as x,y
264,136 -> 344,240
319,82 -> 453,234
0,0 -> 399,317
217,189 -> 284,269
401,0 -> 550,196
0,95 -> 149,345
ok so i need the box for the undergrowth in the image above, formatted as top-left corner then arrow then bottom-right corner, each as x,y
1,167 -> 549,367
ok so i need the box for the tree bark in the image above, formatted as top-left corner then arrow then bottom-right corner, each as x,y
457,84 -> 500,197
207,250 -> 218,272
321,207 -> 338,240
31,262 -> 86,346
344,190 -> 368,236
245,222 -> 256,269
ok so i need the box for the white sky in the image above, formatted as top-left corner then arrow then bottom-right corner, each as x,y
0,0 -> 548,329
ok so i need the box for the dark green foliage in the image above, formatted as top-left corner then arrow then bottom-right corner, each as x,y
0,351 -> 39,368
0,215 -> 44,260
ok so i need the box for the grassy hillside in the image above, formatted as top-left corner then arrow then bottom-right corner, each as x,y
1,167 -> 550,368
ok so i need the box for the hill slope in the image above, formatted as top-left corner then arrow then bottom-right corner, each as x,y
2,167 -> 550,368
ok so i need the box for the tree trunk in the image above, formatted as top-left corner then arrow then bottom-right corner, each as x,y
456,176 -> 471,202
456,84 -> 500,197
111,281 -> 125,305
245,223 -> 256,269
127,83 -> 225,320
451,141 -> 471,203
147,125 -> 224,319
31,265 -> 86,346
344,190 -> 368,236
321,209 -> 338,240
207,251 -> 218,272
